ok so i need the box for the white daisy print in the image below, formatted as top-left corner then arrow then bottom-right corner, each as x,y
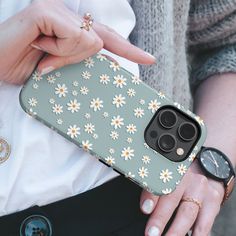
111,115 -> 124,129
112,94 -> 126,108
131,75 -> 141,85
67,125 -> 80,139
139,99 -> 145,105
55,84 -> 68,98
73,81 -> 79,87
121,147 -> 134,160
157,91 -> 166,99
189,153 -> 196,162
47,75 -> 56,84
103,112 -> 109,118
85,113 -> 91,119
109,148 -> 115,154
90,98 -> 103,111
144,142 -> 150,149
138,167 -> 148,178
84,123 -> 95,134
93,133 -> 98,139
125,172 -> 135,178
32,71 -> 42,81
82,140 -> 92,151
110,61 -> 120,71
99,74 -> 110,84
80,86 -> 89,95
96,54 -> 107,61
160,169 -> 173,183
57,119 -> 63,125
28,98 -> 37,107
49,98 -> 55,104
67,99 -> 80,113
174,102 -> 181,109
195,116 -> 204,126
134,108 -> 144,118
55,72 -> 61,77
33,83 -> 39,89
148,99 -> 161,113
29,108 -> 37,116
127,137 -> 133,143
127,88 -> 136,97
105,156 -> 115,166
84,57 -> 95,68
52,104 -> 63,115
72,90 -> 78,96
177,164 -> 187,175
82,71 -> 91,80
142,155 -> 151,164
162,188 -> 172,194
113,75 -> 127,88
110,131 -> 119,140
126,124 -> 137,134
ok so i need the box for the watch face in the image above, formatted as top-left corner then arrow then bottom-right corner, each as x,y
200,148 -> 231,180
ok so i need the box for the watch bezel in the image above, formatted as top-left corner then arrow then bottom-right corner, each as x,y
197,146 -> 235,183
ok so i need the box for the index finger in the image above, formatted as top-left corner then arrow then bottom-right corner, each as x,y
93,22 -> 156,65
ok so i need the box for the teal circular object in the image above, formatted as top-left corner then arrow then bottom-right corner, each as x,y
20,215 -> 52,236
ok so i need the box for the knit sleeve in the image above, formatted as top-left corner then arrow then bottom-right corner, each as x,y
188,0 -> 236,89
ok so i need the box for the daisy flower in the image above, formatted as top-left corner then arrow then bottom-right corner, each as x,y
109,148 -> 115,154
49,98 -> 55,104
57,119 -> 63,125
72,90 -> 78,96
162,188 -> 172,194
67,99 -> 80,113
67,125 -> 80,139
125,172 -> 135,178
99,74 -> 110,84
96,54 -> 107,61
28,98 -> 37,107
82,140 -> 92,151
134,107 -> 144,118
110,131 -> 119,140
55,84 -> 68,97
82,71 -> 91,80
55,72 -> 61,77
138,167 -> 148,178
32,71 -> 42,81
33,83 -> 39,89
90,98 -> 103,111
110,61 -> 120,71
103,112 -> 109,118
131,75 -> 141,85
111,115 -> 124,129
73,81 -> 79,87
80,86 -> 89,95
177,164 -> 187,176
84,57 -> 95,68
47,75 -> 56,84
112,94 -> 126,108
127,137 -> 133,143
121,147 -> 134,160
84,123 -> 95,134
160,169 -> 173,183
85,113 -> 91,119
52,104 -> 63,115
142,155 -> 151,164
195,116 -> 204,126
157,91 -> 166,99
127,88 -> 136,97
113,75 -> 127,88
139,99 -> 145,105
105,156 -> 115,166
126,124 -> 137,134
148,99 -> 161,113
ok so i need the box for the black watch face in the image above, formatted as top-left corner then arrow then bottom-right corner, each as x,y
200,149 -> 231,180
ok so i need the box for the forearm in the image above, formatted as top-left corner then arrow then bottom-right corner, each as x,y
193,73 -> 236,167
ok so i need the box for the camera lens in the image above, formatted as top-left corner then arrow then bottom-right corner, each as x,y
158,109 -> 177,129
157,134 -> 176,152
178,122 -> 197,141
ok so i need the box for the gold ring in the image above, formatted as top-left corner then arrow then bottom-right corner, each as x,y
80,13 -> 93,31
181,197 -> 202,209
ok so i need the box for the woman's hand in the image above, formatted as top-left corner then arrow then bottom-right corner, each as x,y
140,160 -> 225,236
0,0 -> 155,85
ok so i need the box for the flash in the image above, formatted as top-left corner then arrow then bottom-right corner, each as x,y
176,148 -> 184,156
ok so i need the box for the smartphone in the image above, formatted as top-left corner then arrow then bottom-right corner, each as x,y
19,53 -> 207,195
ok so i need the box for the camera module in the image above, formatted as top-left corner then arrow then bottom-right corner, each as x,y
157,134 -> 177,153
178,122 -> 197,141
158,109 -> 177,129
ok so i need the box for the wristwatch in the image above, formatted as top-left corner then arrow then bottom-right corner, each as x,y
197,146 -> 235,203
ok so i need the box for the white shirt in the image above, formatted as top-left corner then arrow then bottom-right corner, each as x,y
0,0 -> 139,216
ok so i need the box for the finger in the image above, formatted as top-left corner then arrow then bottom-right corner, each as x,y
93,22 -> 156,65
145,183 -> 185,236
140,190 -> 159,215
192,189 -> 222,236
165,175 -> 207,236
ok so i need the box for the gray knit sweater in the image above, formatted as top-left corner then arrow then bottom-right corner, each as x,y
129,1 -> 236,235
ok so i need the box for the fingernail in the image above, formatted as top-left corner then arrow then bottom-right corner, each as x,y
40,66 -> 54,75
142,199 -> 154,214
31,44 -> 42,51
148,226 -> 160,236
145,52 -> 156,60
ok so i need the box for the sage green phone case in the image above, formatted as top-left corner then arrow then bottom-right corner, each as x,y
19,53 -> 207,195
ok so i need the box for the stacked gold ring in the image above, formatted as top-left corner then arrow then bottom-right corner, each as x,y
80,13 -> 94,31
181,197 -> 202,209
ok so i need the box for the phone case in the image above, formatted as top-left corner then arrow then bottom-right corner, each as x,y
19,53 -> 207,195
